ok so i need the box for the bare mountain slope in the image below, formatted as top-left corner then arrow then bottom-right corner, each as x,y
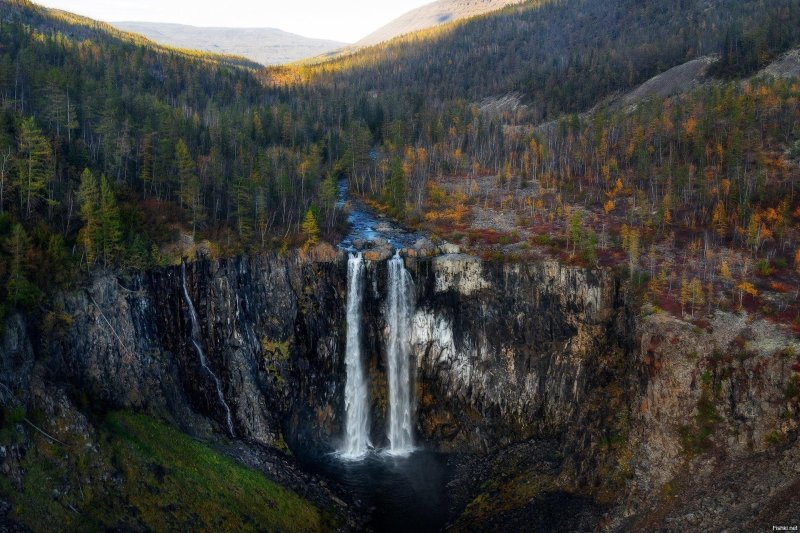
112,22 -> 345,66
355,0 -> 524,47
760,47 -> 800,78
615,46 -> 800,110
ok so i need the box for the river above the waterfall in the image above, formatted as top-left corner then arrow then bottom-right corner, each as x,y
299,449 -> 452,532
338,180 -> 424,251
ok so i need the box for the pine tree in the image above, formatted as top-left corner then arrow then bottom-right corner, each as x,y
341,121 -> 372,190
99,175 -> 122,266
0,146 -> 12,214
384,156 -> 406,217
77,168 -> 100,265
580,229 -> 598,265
233,174 -> 255,243
318,173 -> 338,228
4,223 -> 41,308
16,117 -> 52,218
139,133 -> 153,197
176,139 -> 204,240
175,138 -> 194,202
569,210 -> 582,256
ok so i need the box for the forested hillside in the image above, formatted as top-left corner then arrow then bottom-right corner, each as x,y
0,0 -> 347,314
305,0 -> 800,117
1,0 -> 799,326
288,0 -> 800,325
277,0 -> 800,222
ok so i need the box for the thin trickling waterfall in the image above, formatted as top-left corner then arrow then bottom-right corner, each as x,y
386,251 -> 415,454
342,252 -> 370,458
181,262 -> 235,437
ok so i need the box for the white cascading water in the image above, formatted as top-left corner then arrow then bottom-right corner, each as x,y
341,252 -> 370,459
181,262 -> 235,437
386,251 -> 415,454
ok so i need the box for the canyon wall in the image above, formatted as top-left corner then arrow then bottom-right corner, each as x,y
2,249 -> 798,529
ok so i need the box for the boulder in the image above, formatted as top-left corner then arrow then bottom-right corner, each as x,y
438,242 -> 461,255
364,246 -> 393,262
367,237 -> 389,248
412,237 -> 437,257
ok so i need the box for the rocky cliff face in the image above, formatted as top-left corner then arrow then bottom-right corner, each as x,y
11,249 -> 633,471
1,248 -> 798,530
619,309 -> 800,530
336,252 -> 630,457
407,255 -> 629,453
47,250 -> 348,453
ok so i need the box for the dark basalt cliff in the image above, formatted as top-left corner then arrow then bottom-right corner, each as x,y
50,252 -> 349,453
1,249 -> 798,530
42,251 -> 631,460
409,256 -> 631,454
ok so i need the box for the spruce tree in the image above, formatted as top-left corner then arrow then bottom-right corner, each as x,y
77,168 -> 100,265
99,175 -> 122,266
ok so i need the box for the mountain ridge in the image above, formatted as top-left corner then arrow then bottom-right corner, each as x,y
354,0 -> 525,47
112,21 -> 346,66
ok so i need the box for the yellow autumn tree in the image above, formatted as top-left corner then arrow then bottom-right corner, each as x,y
736,281 -> 758,308
301,209 -> 319,250
689,277 -> 704,317
683,116 -> 698,137
719,259 -> 732,282
661,192 -> 672,226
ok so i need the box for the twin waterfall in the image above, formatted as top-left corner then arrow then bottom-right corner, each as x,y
386,253 -> 415,454
181,262 -> 235,437
179,251 -> 413,452
341,251 -> 416,459
342,253 -> 370,458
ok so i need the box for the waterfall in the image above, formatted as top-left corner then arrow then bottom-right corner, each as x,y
341,252 -> 370,459
181,262 -> 235,437
386,251 -> 415,454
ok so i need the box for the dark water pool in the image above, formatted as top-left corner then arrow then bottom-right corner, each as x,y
300,449 -> 452,532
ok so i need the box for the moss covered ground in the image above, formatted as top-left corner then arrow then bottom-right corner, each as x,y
0,411 -> 327,532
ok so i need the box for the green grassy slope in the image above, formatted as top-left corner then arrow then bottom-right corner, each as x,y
0,411 -> 329,532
